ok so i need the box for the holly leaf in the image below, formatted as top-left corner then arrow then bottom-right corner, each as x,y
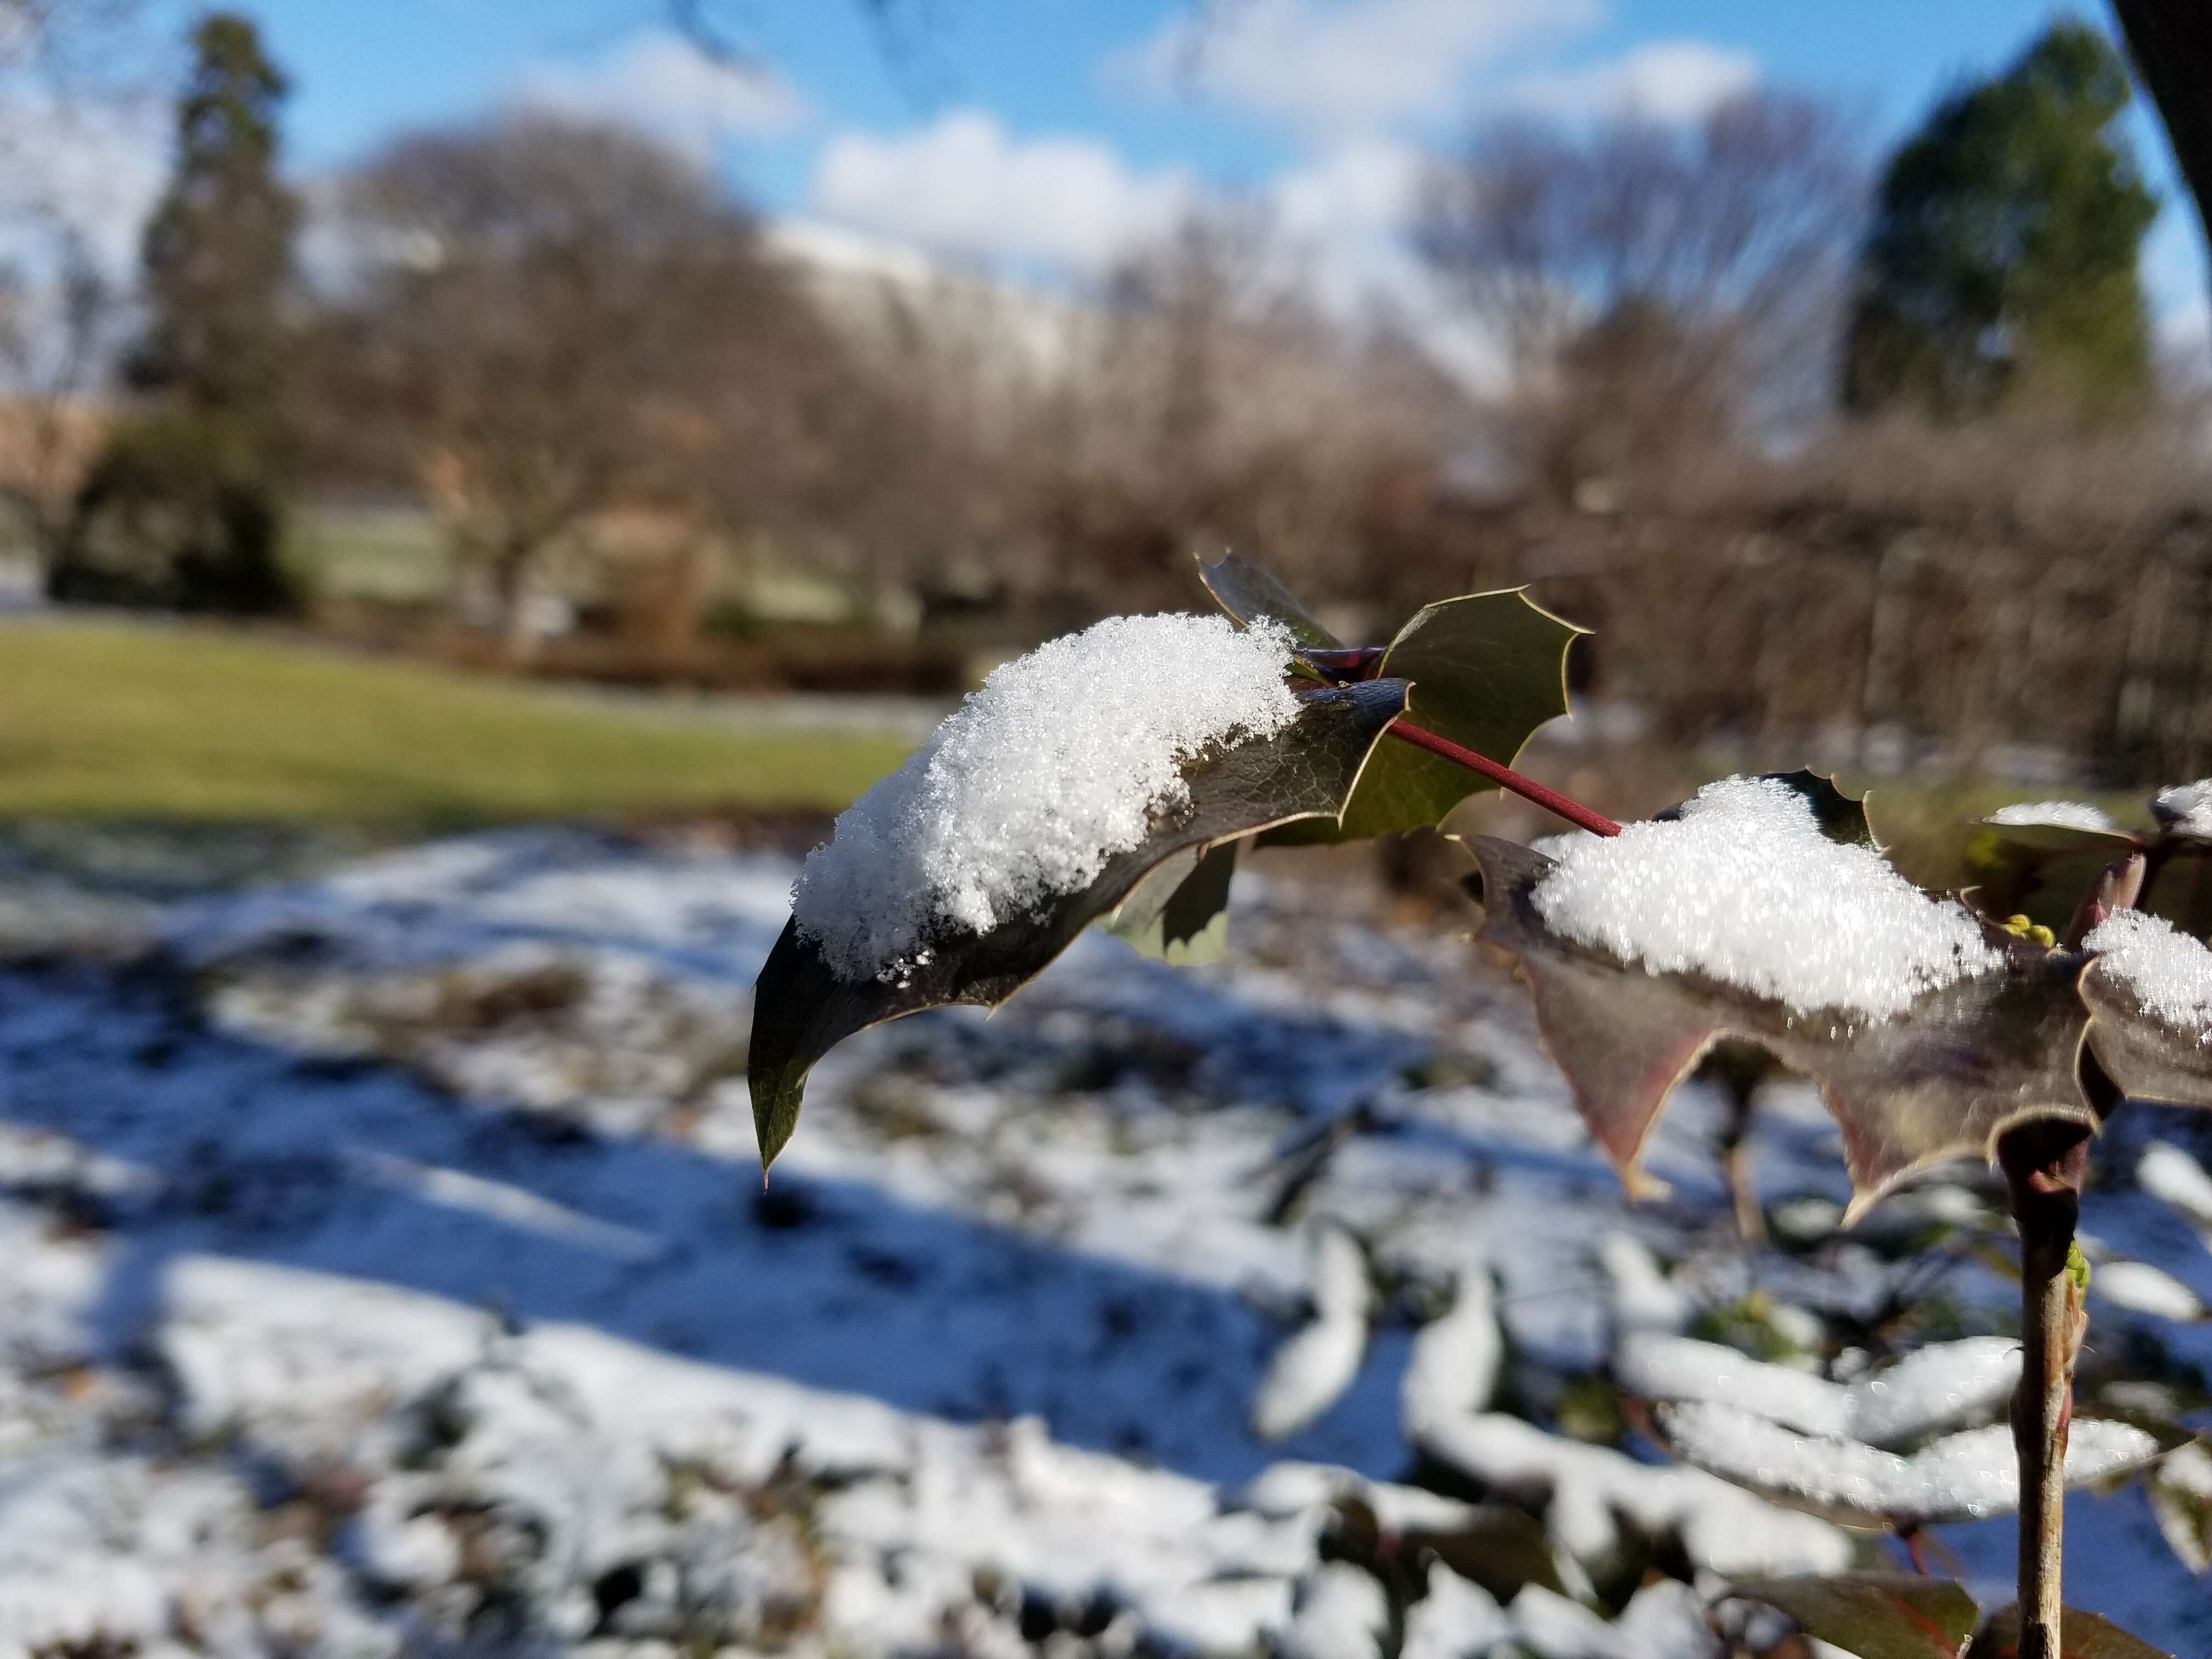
1463,836 -> 2104,1217
1197,554 -> 1342,651
1102,838 -> 1239,966
748,678 -> 1409,1169
1200,556 -> 1583,843
1650,1406 -> 2183,1529
1973,1605 -> 2173,1658
1732,1573 -> 1979,1659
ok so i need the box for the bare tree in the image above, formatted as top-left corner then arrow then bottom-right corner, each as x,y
321,112 -> 840,657
1417,90 -> 1863,499
0,222 -> 112,573
1014,205 -> 1459,622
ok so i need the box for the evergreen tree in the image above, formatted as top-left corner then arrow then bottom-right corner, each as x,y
54,11 -> 300,612
1842,19 -> 2157,422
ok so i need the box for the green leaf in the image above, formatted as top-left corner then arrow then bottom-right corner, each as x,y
1733,1572 -> 1978,1659
748,678 -> 1409,1169
1198,554 -> 1342,651
1199,555 -> 1584,842
1102,838 -> 1238,966
1398,1505 -> 1568,1602
1268,590 -> 1583,844
1973,1605 -> 2174,1658
1462,836 -> 2104,1216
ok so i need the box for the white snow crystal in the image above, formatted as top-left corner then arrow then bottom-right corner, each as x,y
2155,781 -> 2212,839
792,613 -> 1302,979
1987,801 -> 2115,831
2139,1141 -> 2212,1230
2092,1260 -> 2205,1322
1532,776 -> 2000,1020
1657,1402 -> 2162,1524
2086,910 -> 2212,1037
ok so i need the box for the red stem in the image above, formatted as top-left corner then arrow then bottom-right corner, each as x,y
1387,720 -> 1621,838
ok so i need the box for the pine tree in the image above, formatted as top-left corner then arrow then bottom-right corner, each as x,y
54,11 -> 300,612
1842,19 -> 2157,422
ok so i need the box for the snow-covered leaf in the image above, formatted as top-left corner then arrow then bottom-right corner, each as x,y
1973,1604 -> 2174,1658
2090,1260 -> 2205,1322
2147,1439 -> 2212,1574
1617,1334 -> 2018,1450
1254,1227 -> 1370,1441
749,676 -> 1407,1166
1400,1563 -> 1511,1659
1401,1266 -> 1502,1438
1410,1409 -> 1849,1576
1651,1404 -> 2179,1529
1280,1562 -> 1389,1659
2080,912 -> 2212,1112
1463,827 -> 2102,1216
1731,1572 -> 1978,1659
1978,801 -> 2139,858
2152,781 -> 2212,843
2137,1141 -> 2212,1233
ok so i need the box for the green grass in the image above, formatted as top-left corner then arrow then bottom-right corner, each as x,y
0,620 -> 912,827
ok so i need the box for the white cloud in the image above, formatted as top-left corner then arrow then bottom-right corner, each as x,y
516,28 -> 806,162
1509,40 -> 1758,122
0,89 -> 167,277
1271,137 -> 1421,242
813,110 -> 1193,273
1126,0 -> 1600,136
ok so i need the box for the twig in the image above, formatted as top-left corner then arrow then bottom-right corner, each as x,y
1997,1120 -> 2091,1659
1386,721 -> 1622,838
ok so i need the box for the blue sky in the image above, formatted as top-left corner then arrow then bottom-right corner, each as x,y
26,1 -> 2212,351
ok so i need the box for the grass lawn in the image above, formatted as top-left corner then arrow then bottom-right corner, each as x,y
0,619 -> 912,827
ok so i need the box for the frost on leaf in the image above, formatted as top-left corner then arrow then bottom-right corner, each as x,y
749,674 -> 1409,1168
1463,783 -> 2106,1216
1199,555 -> 1583,843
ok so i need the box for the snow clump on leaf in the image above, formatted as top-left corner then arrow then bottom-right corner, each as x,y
792,613 -> 1301,981
1529,775 -> 2001,1020
2155,780 -> 2212,838
2085,909 -> 2212,1037
1988,800 -> 2116,831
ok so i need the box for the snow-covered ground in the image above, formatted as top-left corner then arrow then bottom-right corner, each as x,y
0,826 -> 2205,1656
